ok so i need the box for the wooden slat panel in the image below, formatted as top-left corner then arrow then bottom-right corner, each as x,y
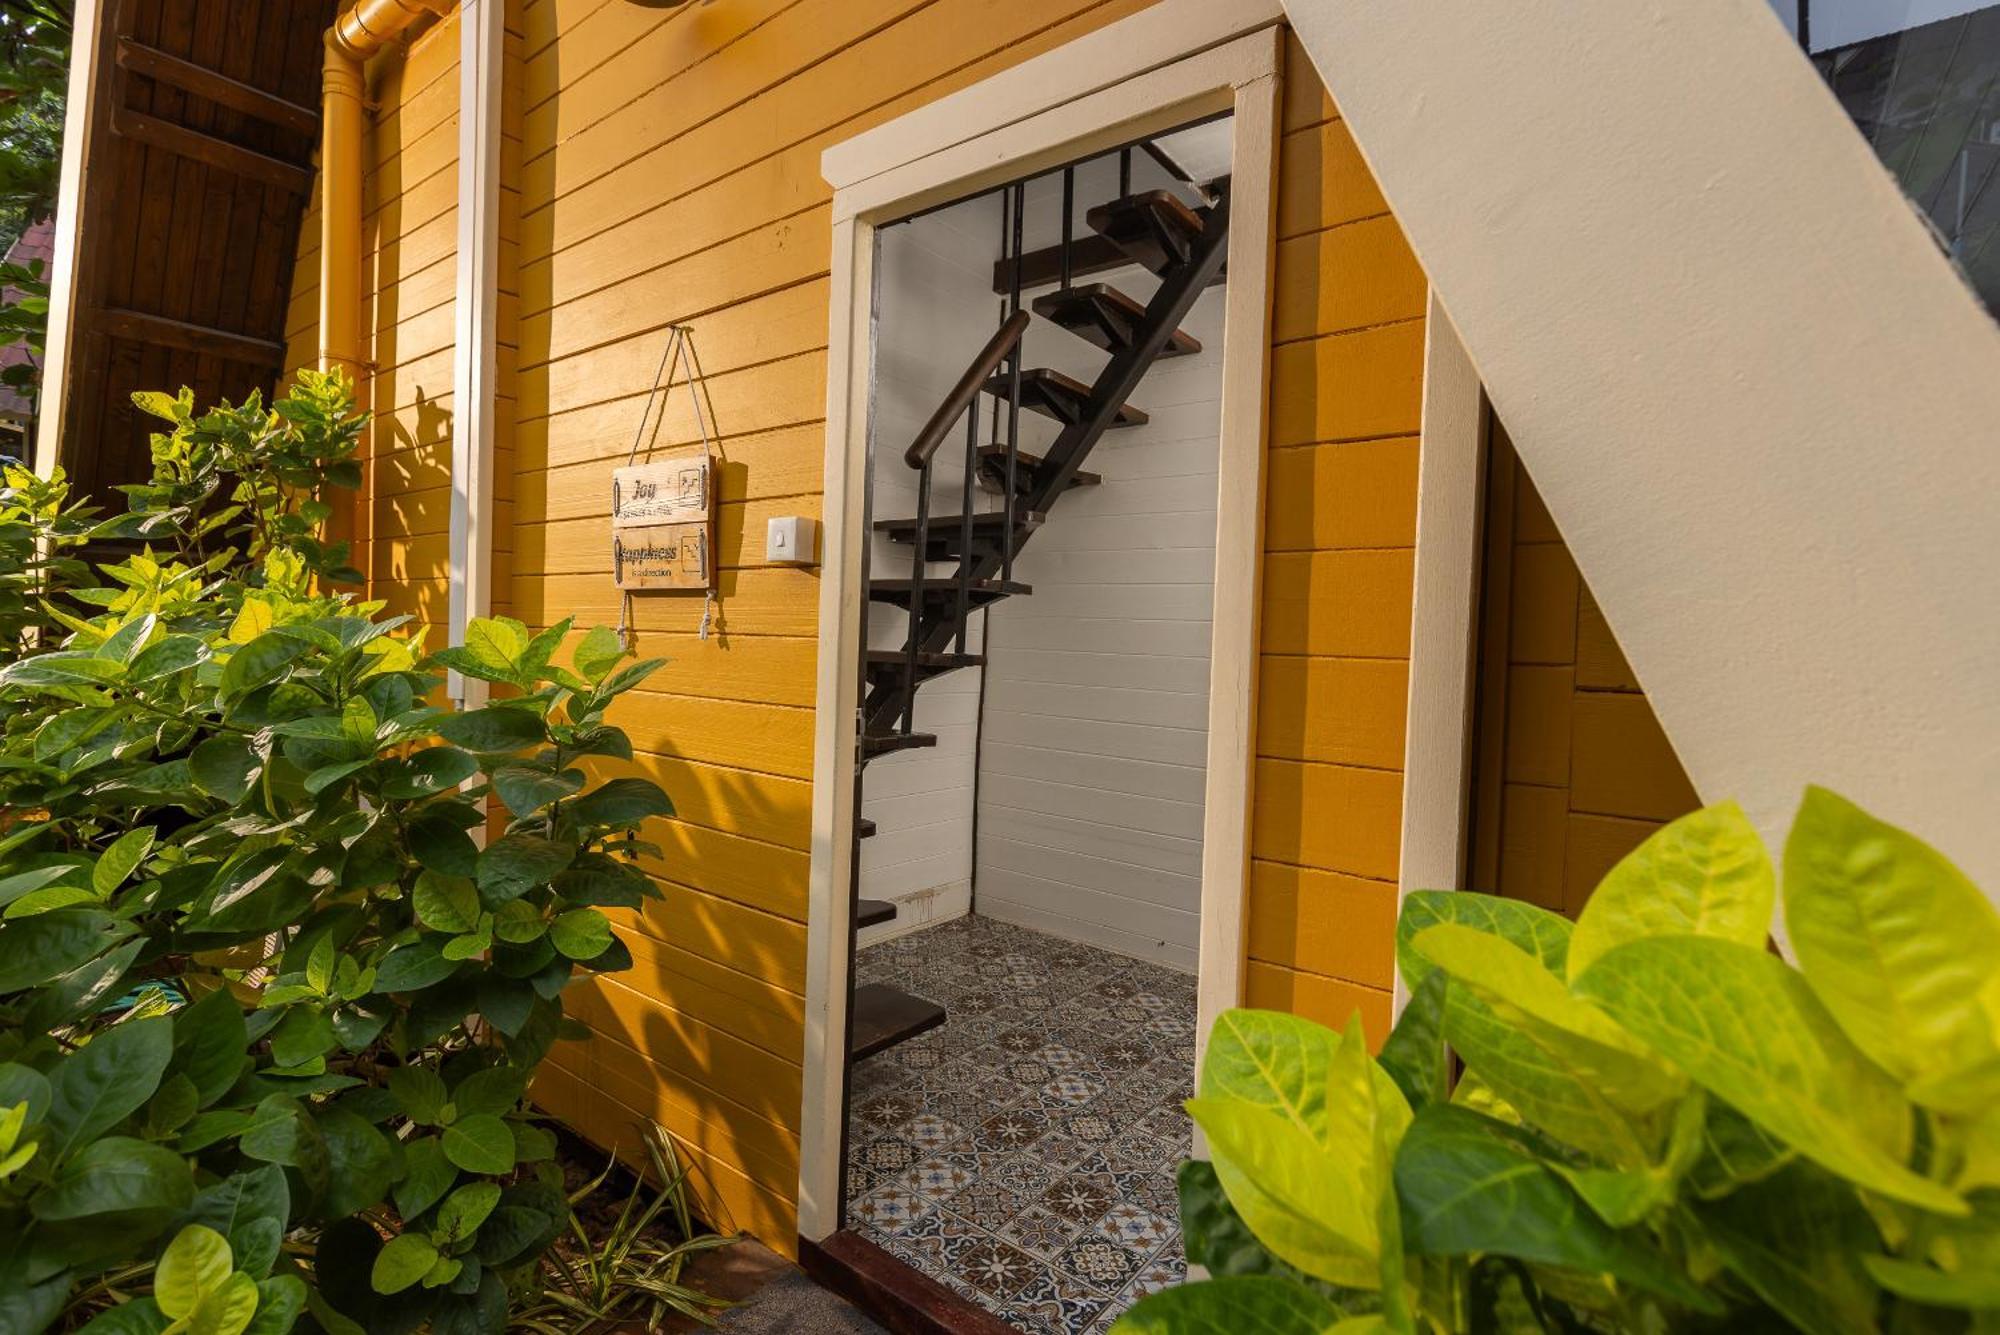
111,106 -> 312,194
116,37 -> 318,135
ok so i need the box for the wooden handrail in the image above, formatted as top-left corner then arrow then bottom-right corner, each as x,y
904,310 -> 1030,469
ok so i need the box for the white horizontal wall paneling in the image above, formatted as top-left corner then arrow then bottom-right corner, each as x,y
974,140 -> 1228,971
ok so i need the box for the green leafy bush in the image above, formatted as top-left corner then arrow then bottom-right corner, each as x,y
0,374 -> 674,1334
1120,791 -> 2000,1334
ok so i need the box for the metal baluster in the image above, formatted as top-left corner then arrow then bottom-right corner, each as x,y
1119,145 -> 1132,198
957,396 -> 976,656
1002,181 -> 1025,583
1060,166 -> 1074,292
905,459 -> 931,735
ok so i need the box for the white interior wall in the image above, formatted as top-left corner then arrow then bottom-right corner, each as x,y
858,133 -> 1227,964
857,215 -> 996,941
973,152 -> 1225,973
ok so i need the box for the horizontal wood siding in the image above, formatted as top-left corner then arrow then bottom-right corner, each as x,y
1466,421 -> 1700,917
1244,38 -> 1427,1048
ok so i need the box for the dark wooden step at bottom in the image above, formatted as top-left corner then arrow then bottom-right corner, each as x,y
856,898 -> 896,929
866,577 -> 1029,609
849,982 -> 946,1059
1032,282 -> 1201,358
981,366 -> 1147,428
857,817 -> 876,838
1087,188 -> 1209,276
801,1230 -> 1018,1335
976,445 -> 1099,496
860,730 -> 937,759
875,509 -> 1044,561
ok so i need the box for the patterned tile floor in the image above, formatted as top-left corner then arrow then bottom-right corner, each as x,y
845,915 -> 1196,1333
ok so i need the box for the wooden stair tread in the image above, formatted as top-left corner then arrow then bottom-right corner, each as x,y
849,982 -> 946,1059
856,898 -> 896,929
980,366 -> 1147,428
976,445 -> 1099,495
864,649 -> 984,669
1086,189 -> 1208,276
1031,283 -> 1201,358
875,509 -> 1046,536
867,577 -> 1030,605
860,731 -> 937,758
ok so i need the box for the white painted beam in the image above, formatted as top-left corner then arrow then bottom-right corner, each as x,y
1283,0 -> 2000,888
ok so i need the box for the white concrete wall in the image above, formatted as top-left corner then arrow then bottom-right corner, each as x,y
1284,0 -> 2000,900
973,173 -> 1225,972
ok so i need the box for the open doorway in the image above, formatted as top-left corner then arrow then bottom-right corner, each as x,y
839,123 -> 1232,1330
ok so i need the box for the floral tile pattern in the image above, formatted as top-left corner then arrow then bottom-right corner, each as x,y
845,915 -> 1196,1332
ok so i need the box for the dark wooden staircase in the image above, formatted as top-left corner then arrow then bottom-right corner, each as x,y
845,155 -> 1232,1062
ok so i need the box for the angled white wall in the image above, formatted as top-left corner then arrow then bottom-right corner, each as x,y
1283,0 -> 2000,890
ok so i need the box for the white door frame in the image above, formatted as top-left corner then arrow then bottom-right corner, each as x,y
799,0 -> 1284,1242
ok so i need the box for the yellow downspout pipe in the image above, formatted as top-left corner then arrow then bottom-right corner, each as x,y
318,0 -> 454,586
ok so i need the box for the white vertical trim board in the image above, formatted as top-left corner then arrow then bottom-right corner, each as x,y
1283,0 -> 2000,892
1394,295 -> 1484,1008
801,3 -> 1283,1242
34,0 -> 108,479
447,0 -> 504,711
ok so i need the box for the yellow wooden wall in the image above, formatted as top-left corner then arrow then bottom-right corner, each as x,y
1466,422 -> 1700,916
285,8 -> 1435,1252
1241,39 -> 1427,1048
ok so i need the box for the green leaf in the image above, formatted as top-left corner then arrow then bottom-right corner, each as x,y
155,1224 -> 235,1321
433,1183 -> 502,1243
190,737 -> 261,805
318,1107 -> 396,1220
172,989 -> 250,1108
1412,924 -> 1681,1118
1112,1277 -> 1352,1335
242,1276 -> 305,1335
182,1165 -> 291,1280
475,834 -> 573,906
549,908 -> 612,961
128,635 -> 208,685
1178,1160 -> 1324,1288
1698,1162 -> 1881,1335
459,618 -> 530,678
395,1138 -> 457,1220
0,907 -> 134,991
1377,971 -> 1447,1111
1575,936 -> 1963,1214
92,826 -> 156,897
1569,801 -> 1774,981
434,706 -> 544,755
413,873 -> 481,935
372,940 -> 464,994
238,1096 -> 327,1192
408,812 -> 480,878
379,748 -> 479,801
571,626 -> 624,682
46,1016 -> 172,1160
1397,890 -> 1571,989
490,766 -> 582,817
268,1008 -> 336,1069
1863,1254 -> 2000,1308
31,1135 -> 195,1220
569,777 -> 673,828
74,1300 -> 170,1335
1392,1105 -> 1715,1311
221,632 -> 305,698
1784,785 -> 2000,1087
490,901 -> 544,945
389,1067 -> 449,1125
369,1233 -> 439,1296
450,1066 -> 527,1118
441,1114 -> 516,1175
1189,1011 -> 1404,1288
0,864 -> 79,911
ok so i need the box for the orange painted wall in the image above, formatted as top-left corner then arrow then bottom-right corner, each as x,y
1241,38 -> 1427,1049
1466,420 -> 1700,916
285,10 -> 1432,1251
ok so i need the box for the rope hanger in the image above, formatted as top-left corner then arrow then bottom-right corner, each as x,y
618,323 -> 719,646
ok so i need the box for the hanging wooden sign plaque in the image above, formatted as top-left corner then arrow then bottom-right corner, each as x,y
612,444 -> 714,591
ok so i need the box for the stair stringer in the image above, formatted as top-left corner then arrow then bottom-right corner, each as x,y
1285,0 -> 2000,893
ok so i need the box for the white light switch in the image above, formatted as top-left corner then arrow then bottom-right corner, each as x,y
765,515 -> 819,566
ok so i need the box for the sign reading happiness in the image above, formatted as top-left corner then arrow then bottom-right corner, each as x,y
611,443 -> 714,590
